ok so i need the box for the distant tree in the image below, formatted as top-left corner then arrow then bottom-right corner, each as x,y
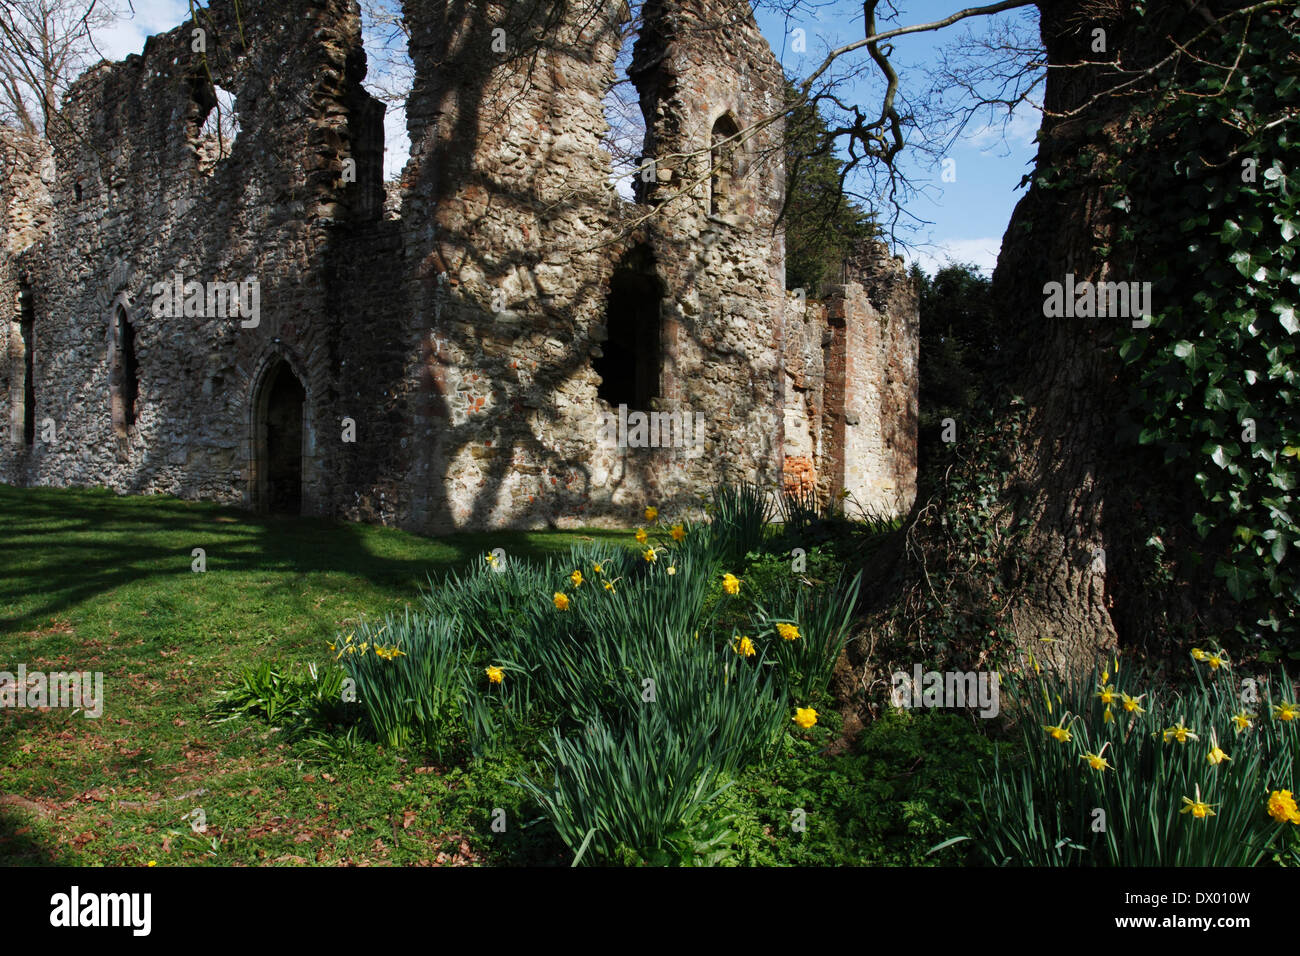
913,261 -> 997,477
782,82 -> 879,293
0,0 -> 118,137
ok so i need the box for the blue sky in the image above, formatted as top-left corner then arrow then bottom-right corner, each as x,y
89,1 -> 1040,275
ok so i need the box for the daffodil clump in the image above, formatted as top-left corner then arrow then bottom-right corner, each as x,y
328,608 -> 463,755
965,650 -> 1299,866
325,485 -> 866,865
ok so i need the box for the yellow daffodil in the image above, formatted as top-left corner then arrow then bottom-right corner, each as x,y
1206,650 -> 1228,670
777,622 -> 800,642
603,580 -> 615,593
1079,742 -> 1113,772
643,547 -> 657,563
670,523 -> 686,542
1180,796 -> 1217,819
1043,716 -> 1074,743
666,565 -> 676,576
1121,692 -> 1146,714
327,641 -> 336,652
359,642 -> 370,653
486,665 -> 504,685
722,573 -> 741,595
1191,647 -> 1208,661
1273,701 -> 1299,722
485,552 -> 498,567
1267,789 -> 1300,824
570,569 -> 583,588
593,562 -> 603,575
1231,711 -> 1253,733
553,592 -> 570,611
1097,684 -> 1118,706
634,528 -> 648,545
732,636 -> 756,657
1207,744 -> 1230,765
793,707 -> 818,729
1162,719 -> 1198,744
1103,705 -> 1114,724
644,506 -> 658,521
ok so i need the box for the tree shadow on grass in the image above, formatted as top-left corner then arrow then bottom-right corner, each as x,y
0,805 -> 76,866
0,484 -> 630,634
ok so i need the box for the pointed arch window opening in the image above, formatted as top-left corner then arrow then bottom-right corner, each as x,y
710,114 -> 741,218
110,304 -> 139,437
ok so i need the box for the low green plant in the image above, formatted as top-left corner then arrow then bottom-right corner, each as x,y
513,709 -> 737,866
950,651 -> 1300,866
336,608 -> 463,756
214,660 -> 347,732
709,481 -> 774,564
757,569 -> 863,703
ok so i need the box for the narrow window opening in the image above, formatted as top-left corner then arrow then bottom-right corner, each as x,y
602,4 -> 646,201
192,81 -> 240,173
110,304 -> 138,436
594,245 -> 662,412
710,114 -> 740,217
19,286 -> 34,446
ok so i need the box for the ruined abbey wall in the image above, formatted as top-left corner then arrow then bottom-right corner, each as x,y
1,0 -> 918,533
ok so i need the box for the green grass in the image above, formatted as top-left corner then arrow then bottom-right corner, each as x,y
0,484 -> 981,867
0,484 -> 626,866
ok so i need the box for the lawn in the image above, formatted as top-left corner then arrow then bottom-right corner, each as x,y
0,485 -> 630,865
0,484 -> 986,867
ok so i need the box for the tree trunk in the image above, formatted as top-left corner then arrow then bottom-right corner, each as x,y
846,0 -> 1244,690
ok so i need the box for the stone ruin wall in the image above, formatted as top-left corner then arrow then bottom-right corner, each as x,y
781,239 -> 919,515
1,0 -> 385,513
0,0 -> 918,532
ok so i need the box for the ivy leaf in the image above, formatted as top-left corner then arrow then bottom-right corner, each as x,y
1275,303 -> 1299,334
1216,560 -> 1255,600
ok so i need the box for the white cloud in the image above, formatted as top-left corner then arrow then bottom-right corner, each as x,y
906,237 -> 1001,278
965,100 -> 1042,153
92,1 -> 189,62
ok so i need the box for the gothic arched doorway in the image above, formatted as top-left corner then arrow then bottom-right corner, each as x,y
254,359 -> 305,514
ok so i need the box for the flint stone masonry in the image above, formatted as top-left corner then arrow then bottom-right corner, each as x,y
0,0 -> 917,531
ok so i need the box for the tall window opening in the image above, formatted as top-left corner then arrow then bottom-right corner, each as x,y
594,245 -> 662,412
19,286 -> 34,445
110,304 -> 138,436
710,114 -> 740,217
